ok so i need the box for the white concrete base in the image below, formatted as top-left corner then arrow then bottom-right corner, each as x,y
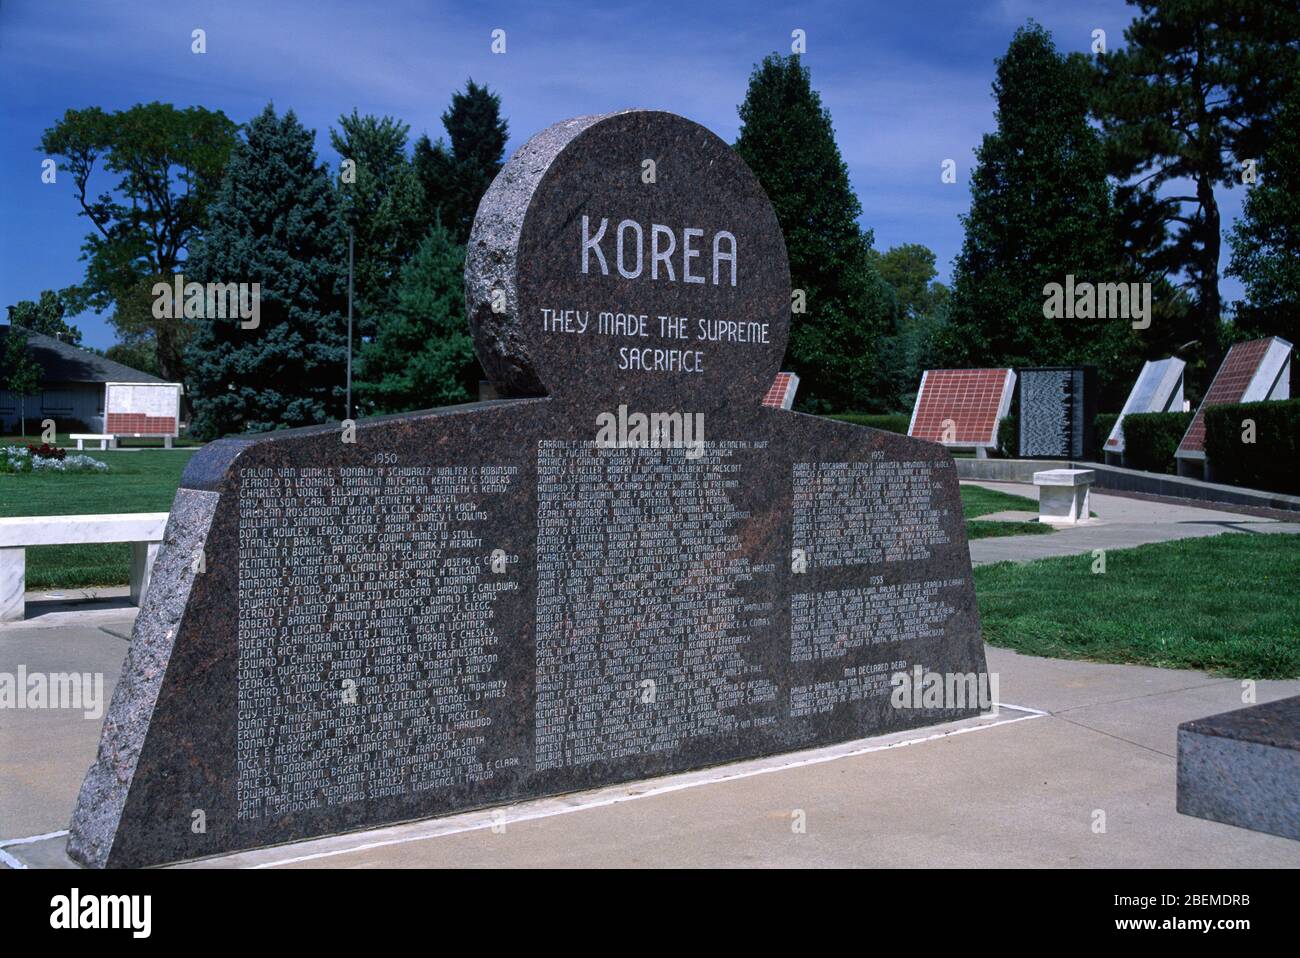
1034,468 -> 1094,525
129,540 -> 160,605
177,704 -> 1041,869
0,548 -> 25,623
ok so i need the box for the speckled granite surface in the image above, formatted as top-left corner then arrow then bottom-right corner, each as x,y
67,111 -> 987,868
1177,696 -> 1300,841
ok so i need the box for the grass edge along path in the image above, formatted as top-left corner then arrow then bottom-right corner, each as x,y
960,484 -> 1054,541
974,532 -> 1300,679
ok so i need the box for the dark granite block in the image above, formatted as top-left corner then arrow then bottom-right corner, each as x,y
1176,696 -> 1300,841
68,110 -> 990,867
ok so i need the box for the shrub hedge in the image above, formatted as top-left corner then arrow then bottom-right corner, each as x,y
1204,399 -> 1300,495
1122,410 -> 1194,475
1094,413 -> 1120,460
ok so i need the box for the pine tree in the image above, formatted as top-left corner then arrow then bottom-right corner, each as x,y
184,105 -> 347,439
354,225 -> 478,414
413,81 -> 509,244
331,111 -> 425,337
1095,1 -> 1300,374
938,23 -> 1139,401
1228,74 -> 1300,346
734,54 -> 897,413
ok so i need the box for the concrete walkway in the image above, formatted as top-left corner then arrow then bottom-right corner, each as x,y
964,480 -> 1300,565
2,605 -> 1298,867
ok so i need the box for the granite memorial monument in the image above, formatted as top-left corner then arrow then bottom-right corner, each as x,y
68,110 -> 989,868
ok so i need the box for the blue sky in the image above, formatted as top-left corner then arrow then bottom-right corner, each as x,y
0,0 -> 1247,350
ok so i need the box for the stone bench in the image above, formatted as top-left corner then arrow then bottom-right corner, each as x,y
70,433 -> 175,449
0,513 -> 169,622
1033,468 -> 1094,525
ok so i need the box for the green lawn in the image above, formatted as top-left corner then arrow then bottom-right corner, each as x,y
0,431 -> 202,448
975,533 -> 1300,679
0,448 -> 195,590
960,485 -> 1037,519
966,520 -> 1053,540
959,485 -> 1054,540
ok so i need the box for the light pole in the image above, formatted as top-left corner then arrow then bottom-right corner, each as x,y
346,229 -> 354,420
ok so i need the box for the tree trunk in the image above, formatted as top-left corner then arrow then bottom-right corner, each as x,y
1196,170 -> 1222,356
1190,167 -> 1222,389
1190,27 -> 1223,385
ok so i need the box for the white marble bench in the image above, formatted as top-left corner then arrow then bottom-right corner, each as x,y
70,433 -> 117,450
1033,469 -> 1094,525
0,513 -> 168,622
70,433 -> 175,449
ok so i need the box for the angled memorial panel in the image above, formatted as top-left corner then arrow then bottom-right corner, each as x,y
1176,337 -> 1293,463
907,368 -> 1014,453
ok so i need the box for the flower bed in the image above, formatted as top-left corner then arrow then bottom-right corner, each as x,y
0,446 -> 109,474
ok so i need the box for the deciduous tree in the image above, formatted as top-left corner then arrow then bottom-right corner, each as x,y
38,102 -> 238,383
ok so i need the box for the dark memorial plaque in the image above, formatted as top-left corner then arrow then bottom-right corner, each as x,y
68,110 -> 988,868
1017,366 -> 1097,459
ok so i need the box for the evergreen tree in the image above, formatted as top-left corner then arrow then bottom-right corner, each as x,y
184,105 -> 347,439
734,53 -> 897,413
331,111 -> 426,337
938,23 -> 1139,400
354,225 -> 479,414
413,81 -> 509,244
1228,73 -> 1300,346
1094,1 -> 1300,374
